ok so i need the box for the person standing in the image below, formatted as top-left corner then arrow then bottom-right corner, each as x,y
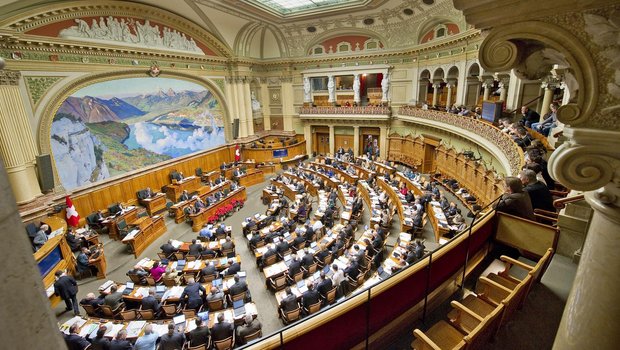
133,324 -> 158,350
54,270 -> 80,316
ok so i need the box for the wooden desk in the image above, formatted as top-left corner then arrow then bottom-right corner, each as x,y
122,216 -> 167,258
282,172 -> 318,197
312,161 -> 359,185
270,179 -> 299,201
256,163 -> 276,174
165,176 -> 201,202
90,248 -> 107,279
169,181 -> 231,223
42,216 -> 67,233
238,169 -> 264,187
377,178 -> 413,232
139,193 -> 167,216
104,206 -> 139,240
188,187 -> 247,232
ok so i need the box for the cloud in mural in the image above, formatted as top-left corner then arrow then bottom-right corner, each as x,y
132,122 -> 215,155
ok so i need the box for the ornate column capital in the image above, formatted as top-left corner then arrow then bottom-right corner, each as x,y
0,70 -> 21,86
549,127 -> 620,222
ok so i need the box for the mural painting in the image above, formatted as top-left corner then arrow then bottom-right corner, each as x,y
51,77 -> 225,190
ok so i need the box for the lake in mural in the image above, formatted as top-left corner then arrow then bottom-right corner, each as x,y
50,77 -> 225,190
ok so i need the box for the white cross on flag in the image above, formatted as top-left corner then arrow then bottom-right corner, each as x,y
65,196 -> 80,227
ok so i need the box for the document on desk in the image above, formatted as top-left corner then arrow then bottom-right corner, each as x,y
135,287 -> 150,298
105,323 -> 124,338
162,286 -> 184,301
59,316 -> 86,334
152,324 -> 169,337
46,284 -> 55,297
78,323 -> 98,337
125,321 -> 147,338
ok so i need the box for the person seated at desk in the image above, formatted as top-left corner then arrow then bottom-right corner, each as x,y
232,167 -> 244,179
110,329 -> 132,350
205,194 -> 216,206
216,224 -> 227,238
134,324 -> 158,350
104,284 -> 123,310
445,202 -> 458,217
141,288 -> 161,314
317,271 -> 333,300
63,323 -> 90,350
77,246 -> 98,276
301,248 -> 315,269
127,264 -> 148,284
448,209 -> 463,226
221,236 -> 234,251
188,239 -> 202,257
33,224 -> 49,251
199,225 -> 213,240
89,326 -> 110,348
229,273 -> 251,301
144,187 -> 155,199
261,243 -> 277,267
237,314 -> 262,345
220,162 -> 227,170
344,257 -> 360,281
179,190 -> 190,202
66,227 -> 87,252
188,318 -> 210,348
200,261 -> 218,279
280,286 -> 299,313
163,267 -> 181,285
230,181 -> 239,191
160,323 -> 185,350
212,313 -> 234,343
184,205 -> 196,218
206,286 -> 226,307
160,239 -> 178,257
80,292 -> 104,310
214,175 -> 226,185
302,281 -> 321,314
225,258 -> 241,276
180,277 -> 205,310
149,261 -> 165,281
449,215 -> 467,233
194,197 -> 207,211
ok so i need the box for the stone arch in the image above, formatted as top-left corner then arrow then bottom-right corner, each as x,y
304,27 -> 387,54
234,22 -> 287,58
432,67 -> 446,81
447,66 -> 460,80
416,16 -> 462,44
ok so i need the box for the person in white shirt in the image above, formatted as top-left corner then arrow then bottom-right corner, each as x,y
312,220 -> 324,232
331,264 -> 345,287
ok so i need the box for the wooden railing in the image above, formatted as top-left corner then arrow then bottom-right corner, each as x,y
553,194 -> 585,209
299,106 -> 391,115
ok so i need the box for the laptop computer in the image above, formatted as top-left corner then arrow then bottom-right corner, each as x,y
197,311 -> 209,322
377,266 -> 390,279
233,299 -> 246,317
122,282 -> 134,295
212,278 -> 223,288
155,285 -> 166,294
176,260 -> 186,271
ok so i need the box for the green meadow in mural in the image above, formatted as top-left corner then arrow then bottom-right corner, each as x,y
51,77 -> 225,190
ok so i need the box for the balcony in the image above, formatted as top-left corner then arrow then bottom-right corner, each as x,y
299,106 -> 391,122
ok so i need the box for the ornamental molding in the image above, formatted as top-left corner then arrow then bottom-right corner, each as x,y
23,75 -> 63,108
0,0 -> 232,58
0,70 -> 21,85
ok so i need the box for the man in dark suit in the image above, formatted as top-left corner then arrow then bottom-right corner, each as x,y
229,274 -> 251,301
104,284 -> 123,310
344,257 -> 360,280
160,323 -> 185,350
261,243 -> 277,267
237,314 -> 262,345
63,323 -> 90,350
90,325 -> 111,350
302,282 -> 321,314
225,259 -> 241,276
520,106 -> 540,128
301,248 -> 314,269
316,272 -> 333,300
520,169 -> 555,212
188,239 -> 202,257
180,277 -> 205,310
188,318 -> 210,347
494,176 -> 535,221
54,270 -> 80,315
288,256 -> 302,280
292,232 -> 306,248
279,287 -> 299,313
216,223 -> 227,237
141,288 -> 160,314
160,240 -> 178,257
304,223 -> 315,243
200,262 -> 218,279
179,190 -> 190,202
276,238 -> 290,256
211,313 -> 234,342
109,329 -> 132,350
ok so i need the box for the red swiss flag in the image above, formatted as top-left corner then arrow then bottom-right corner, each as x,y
65,196 -> 80,227
234,144 -> 241,162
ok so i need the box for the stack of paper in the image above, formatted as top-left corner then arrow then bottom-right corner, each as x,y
162,286 -> 184,301
78,323 -> 99,338
59,316 -> 86,334
125,321 -> 146,338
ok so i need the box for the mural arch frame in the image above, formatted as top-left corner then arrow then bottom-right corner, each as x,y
38,69 -> 233,190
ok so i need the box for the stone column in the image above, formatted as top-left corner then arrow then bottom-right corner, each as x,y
379,126 -> 387,159
0,160 -> 66,348
260,82 -> 271,131
353,74 -> 361,104
482,80 -> 492,101
498,81 -> 508,102
549,128 -> 620,350
353,126 -> 360,157
539,81 -> 556,120
327,75 -> 336,104
303,76 -> 312,104
225,77 -> 239,139
242,78 -> 254,136
328,125 -> 335,156
281,77 -> 295,131
235,78 -> 248,138
0,70 -> 42,202
431,83 -> 441,106
446,83 -> 454,108
304,123 -> 312,156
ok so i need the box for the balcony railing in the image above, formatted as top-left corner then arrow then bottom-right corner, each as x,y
398,106 -> 524,175
299,106 -> 391,115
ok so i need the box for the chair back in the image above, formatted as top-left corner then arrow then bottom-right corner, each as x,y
500,275 -> 532,328
465,303 -> 505,349
201,273 -> 216,283
207,298 -> 224,311
157,252 -> 168,260
120,309 -> 137,320
293,271 -> 304,283
80,303 -> 98,316
213,336 -> 233,350
306,262 -> 317,275
128,273 -> 143,285
264,254 -> 277,267
325,287 -> 337,304
174,252 -> 185,260
284,307 -> 301,324
145,276 -> 157,286
188,344 -> 207,350
186,255 -> 197,262
195,167 -> 203,176
138,309 -> 155,320
243,329 -> 262,343
99,304 -> 116,318
117,219 -> 127,230
271,274 -> 287,291
307,301 -> 322,315
161,304 -> 177,317
221,248 -> 234,258
162,276 -> 177,287
201,252 -> 216,260
182,308 -> 197,318
231,291 -> 247,303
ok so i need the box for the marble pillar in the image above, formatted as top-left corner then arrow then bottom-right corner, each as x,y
379,126 -> 387,159
353,126 -> 360,157
431,83 -> 440,106
243,79 -> 254,136
0,160 -> 66,348
482,82 -> 491,101
304,124 -> 312,156
446,83 -> 454,109
0,70 -> 42,202
329,125 -> 335,156
539,83 -> 555,120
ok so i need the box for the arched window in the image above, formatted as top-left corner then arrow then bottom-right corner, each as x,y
336,41 -> 351,53
435,24 -> 447,38
364,39 -> 381,50
311,45 -> 325,55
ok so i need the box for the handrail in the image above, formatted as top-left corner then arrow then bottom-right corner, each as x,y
554,194 -> 585,209
506,94 -> 544,114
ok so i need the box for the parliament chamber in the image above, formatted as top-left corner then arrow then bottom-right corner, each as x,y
0,0 -> 618,349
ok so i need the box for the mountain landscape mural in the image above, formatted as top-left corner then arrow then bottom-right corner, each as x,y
51,77 -> 225,190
